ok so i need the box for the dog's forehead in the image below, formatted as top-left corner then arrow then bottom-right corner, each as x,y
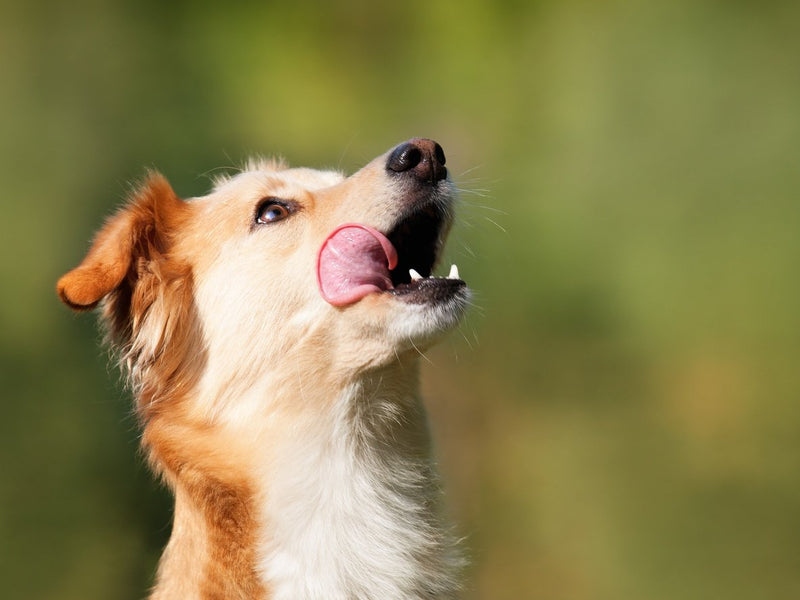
278,167 -> 346,189
212,165 -> 345,198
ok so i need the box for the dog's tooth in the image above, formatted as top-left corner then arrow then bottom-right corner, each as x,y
409,268 -> 423,281
448,264 -> 460,280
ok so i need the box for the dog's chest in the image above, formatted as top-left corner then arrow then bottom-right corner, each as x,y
257,416 -> 445,599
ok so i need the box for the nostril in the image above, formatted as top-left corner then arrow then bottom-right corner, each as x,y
387,143 -> 422,173
386,138 -> 448,183
432,143 -> 446,167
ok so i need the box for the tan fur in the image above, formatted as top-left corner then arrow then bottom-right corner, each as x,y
58,142 -> 467,599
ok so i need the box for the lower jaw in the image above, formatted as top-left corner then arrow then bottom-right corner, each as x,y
388,277 -> 467,304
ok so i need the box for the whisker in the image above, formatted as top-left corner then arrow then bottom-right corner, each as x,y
408,338 -> 434,365
459,198 -> 507,214
484,217 -> 508,234
456,242 -> 477,259
464,302 -> 485,317
336,133 -> 360,171
471,326 -> 481,346
458,329 -> 474,351
456,164 -> 485,178
463,187 -> 494,195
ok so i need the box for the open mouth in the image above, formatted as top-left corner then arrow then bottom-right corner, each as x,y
317,202 -> 465,307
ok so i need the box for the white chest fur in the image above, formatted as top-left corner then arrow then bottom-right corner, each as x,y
257,382 -> 461,600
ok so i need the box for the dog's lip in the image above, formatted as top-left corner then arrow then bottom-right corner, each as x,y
317,224 -> 398,307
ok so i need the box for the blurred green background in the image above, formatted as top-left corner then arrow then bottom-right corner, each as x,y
2,0 -> 800,598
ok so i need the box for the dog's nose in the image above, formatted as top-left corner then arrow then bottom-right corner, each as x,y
386,138 -> 447,183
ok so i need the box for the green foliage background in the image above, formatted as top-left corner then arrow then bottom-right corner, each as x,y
2,1 -> 799,598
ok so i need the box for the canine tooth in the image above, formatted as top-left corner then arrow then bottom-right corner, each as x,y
409,268 -> 423,281
448,264 -> 460,279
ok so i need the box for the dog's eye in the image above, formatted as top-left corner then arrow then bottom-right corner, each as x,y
256,199 -> 291,225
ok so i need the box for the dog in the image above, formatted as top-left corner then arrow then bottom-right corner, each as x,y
57,139 -> 470,599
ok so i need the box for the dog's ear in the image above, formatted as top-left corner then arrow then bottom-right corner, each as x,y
57,173 -> 188,312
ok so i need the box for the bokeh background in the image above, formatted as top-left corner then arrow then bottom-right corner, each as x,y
2,1 -> 800,598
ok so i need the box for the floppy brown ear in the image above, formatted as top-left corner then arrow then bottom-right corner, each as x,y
57,173 -> 185,311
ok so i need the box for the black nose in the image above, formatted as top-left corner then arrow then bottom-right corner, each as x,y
386,138 -> 447,183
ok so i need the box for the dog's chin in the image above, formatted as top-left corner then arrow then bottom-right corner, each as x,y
372,282 -> 470,355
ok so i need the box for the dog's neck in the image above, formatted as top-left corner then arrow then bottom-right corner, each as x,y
145,359 -> 461,600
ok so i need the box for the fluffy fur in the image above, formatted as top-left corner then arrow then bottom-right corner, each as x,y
58,140 -> 469,599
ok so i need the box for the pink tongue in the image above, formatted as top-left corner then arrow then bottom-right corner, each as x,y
317,224 -> 399,306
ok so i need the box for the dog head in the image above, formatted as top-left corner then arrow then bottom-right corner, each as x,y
58,139 -> 469,418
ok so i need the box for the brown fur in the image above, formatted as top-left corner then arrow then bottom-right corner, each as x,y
145,414 -> 264,599
59,176 -> 266,599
